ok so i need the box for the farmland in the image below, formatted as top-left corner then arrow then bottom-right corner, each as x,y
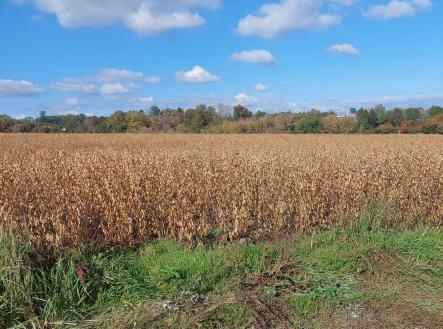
1,134 -> 443,251
1,133 -> 443,328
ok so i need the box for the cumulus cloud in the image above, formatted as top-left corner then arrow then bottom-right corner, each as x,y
125,6 -> 205,35
236,0 -> 341,38
365,0 -> 432,20
13,0 -> 221,35
413,0 -> 432,9
0,79 -> 44,96
175,66 -> 219,83
144,76 -> 161,83
234,93 -> 258,105
97,68 -> 160,83
255,83 -> 269,91
100,82 -> 131,95
230,50 -> 276,65
328,43 -> 359,56
52,81 -> 96,94
97,68 -> 144,81
133,97 -> 155,105
52,68 -> 158,95
316,14 -> 342,28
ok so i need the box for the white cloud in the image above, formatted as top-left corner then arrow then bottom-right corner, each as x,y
234,93 -> 258,105
0,79 -> 44,96
59,110 -> 80,115
65,97 -> 80,106
133,97 -> 155,105
328,43 -> 359,56
97,69 -> 160,83
316,14 -> 342,28
255,83 -> 269,91
365,0 -> 432,20
175,66 -> 219,83
52,81 -> 96,94
236,0 -> 341,38
98,68 -> 144,81
15,0 -> 222,35
144,76 -> 161,83
230,49 -> 276,65
413,0 -> 432,9
53,68 -> 158,96
365,1 -> 414,19
100,82 -> 131,95
125,6 -> 205,35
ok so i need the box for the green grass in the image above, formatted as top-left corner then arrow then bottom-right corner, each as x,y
1,205 -> 442,328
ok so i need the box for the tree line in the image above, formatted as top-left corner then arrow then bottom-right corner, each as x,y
1,104 -> 442,134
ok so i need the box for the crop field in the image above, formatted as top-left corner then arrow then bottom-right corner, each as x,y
1,134 -> 442,251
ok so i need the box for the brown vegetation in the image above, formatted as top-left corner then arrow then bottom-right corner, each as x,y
1,134 -> 442,251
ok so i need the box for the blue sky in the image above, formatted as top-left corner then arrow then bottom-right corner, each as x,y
0,0 -> 442,117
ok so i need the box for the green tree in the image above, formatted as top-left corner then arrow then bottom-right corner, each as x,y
428,105 -> 443,117
291,110 -> 321,133
405,108 -> 421,121
385,108 -> 405,126
63,115 -> 80,132
374,104 -> 385,115
185,105 -> 217,133
356,108 -> 370,131
338,116 -> 358,133
233,105 -> 252,120
148,106 -> 161,116
254,110 -> 267,119
374,104 -> 386,124
368,109 -> 378,128
105,111 -> 127,132
126,111 -> 145,131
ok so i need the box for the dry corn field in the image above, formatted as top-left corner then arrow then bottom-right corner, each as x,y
1,134 -> 443,251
